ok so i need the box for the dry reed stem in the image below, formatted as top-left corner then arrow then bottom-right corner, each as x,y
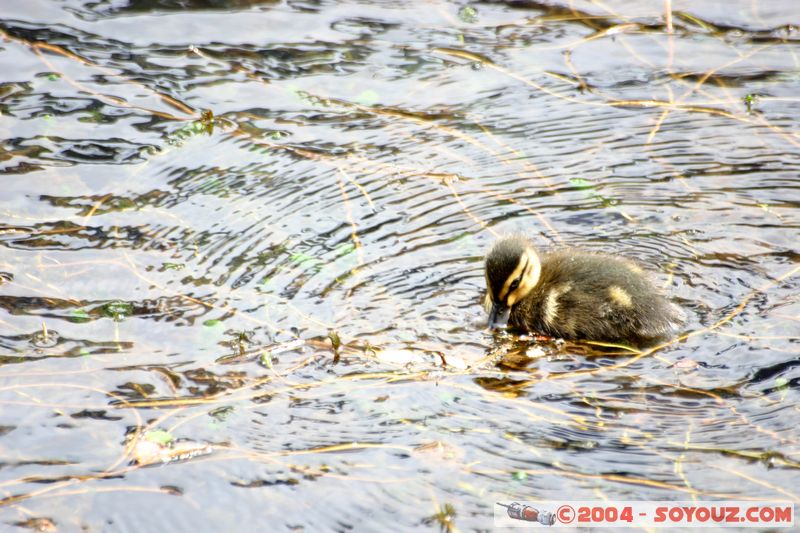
336,175 -> 366,267
0,28 -> 195,119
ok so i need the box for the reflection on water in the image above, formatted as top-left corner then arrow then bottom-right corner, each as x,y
1,0 -> 799,530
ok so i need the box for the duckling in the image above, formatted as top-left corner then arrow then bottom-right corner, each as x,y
484,236 -> 684,346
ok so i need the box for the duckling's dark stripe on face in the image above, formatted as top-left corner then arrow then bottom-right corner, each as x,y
507,250 -> 542,307
499,254 -> 529,302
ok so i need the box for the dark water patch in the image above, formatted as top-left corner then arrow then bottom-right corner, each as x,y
3,136 -> 156,167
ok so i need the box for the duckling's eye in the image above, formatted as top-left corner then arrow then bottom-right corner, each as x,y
509,277 -> 521,291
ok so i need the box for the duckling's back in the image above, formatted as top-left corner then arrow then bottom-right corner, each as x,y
511,251 -> 683,345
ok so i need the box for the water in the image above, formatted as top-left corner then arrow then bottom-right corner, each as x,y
1,0 -> 799,530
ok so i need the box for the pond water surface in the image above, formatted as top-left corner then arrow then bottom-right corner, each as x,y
1,0 -> 799,531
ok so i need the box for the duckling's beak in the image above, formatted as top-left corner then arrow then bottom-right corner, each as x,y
488,302 -> 510,330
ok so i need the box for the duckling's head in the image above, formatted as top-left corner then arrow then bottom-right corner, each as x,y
484,236 -> 542,329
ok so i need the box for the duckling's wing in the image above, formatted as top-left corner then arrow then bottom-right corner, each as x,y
543,251 -> 683,344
